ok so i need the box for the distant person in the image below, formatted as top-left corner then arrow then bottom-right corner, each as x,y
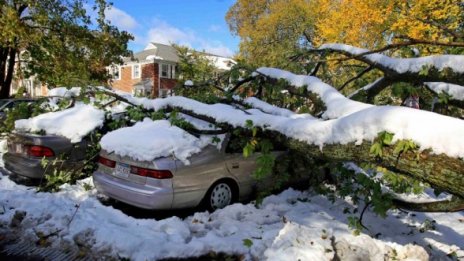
403,95 -> 420,109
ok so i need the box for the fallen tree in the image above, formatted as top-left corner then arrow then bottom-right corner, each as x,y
115,86 -> 464,211
11,47 -> 464,213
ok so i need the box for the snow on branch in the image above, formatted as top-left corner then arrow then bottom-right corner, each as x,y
129,93 -> 464,160
256,67 -> 372,119
425,82 -> 464,101
318,43 -> 464,75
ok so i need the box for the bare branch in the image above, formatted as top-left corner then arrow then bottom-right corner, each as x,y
338,66 -> 373,91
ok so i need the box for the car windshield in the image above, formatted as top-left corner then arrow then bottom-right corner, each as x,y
0,99 -> 12,110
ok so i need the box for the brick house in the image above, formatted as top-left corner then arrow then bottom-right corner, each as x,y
109,42 -> 235,97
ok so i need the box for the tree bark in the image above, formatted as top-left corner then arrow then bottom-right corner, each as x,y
0,47 -> 17,98
393,197 -> 464,212
283,138 -> 464,198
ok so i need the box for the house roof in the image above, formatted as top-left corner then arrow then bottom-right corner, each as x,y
123,42 -> 179,64
123,42 -> 236,70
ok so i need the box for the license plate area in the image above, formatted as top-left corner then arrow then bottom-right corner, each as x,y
9,143 -> 25,154
114,163 -> 130,179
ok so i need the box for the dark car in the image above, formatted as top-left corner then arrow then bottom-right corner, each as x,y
3,132 -> 89,179
0,98 -> 37,121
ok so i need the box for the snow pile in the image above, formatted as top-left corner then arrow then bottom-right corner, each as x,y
425,82 -> 464,101
100,119 -> 210,164
14,104 -> 105,143
1,171 -> 462,260
319,43 -> 464,74
47,87 -> 81,97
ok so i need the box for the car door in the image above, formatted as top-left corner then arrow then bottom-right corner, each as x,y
222,133 -> 261,199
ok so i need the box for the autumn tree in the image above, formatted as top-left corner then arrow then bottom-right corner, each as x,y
226,0 -> 463,69
0,0 -> 133,98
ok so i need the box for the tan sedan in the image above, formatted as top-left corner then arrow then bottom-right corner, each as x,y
93,134 -> 286,211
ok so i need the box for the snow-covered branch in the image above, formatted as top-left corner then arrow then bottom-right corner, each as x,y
316,43 -> 464,100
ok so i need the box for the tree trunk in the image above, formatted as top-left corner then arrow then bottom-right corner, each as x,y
0,47 -> 17,98
393,197 -> 464,212
0,47 -> 9,94
283,138 -> 464,198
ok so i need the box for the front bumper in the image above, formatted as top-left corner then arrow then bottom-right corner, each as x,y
93,171 -> 174,210
3,153 -> 45,179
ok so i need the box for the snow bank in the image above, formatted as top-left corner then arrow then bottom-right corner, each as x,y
1,172 -> 460,260
15,104 -> 105,143
319,43 -> 464,74
100,119 -> 210,164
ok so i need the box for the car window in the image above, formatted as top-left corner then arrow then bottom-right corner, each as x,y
225,131 -> 248,153
5,100 -> 30,109
0,100 -> 11,110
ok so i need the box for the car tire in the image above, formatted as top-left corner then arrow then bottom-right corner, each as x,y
203,180 -> 236,211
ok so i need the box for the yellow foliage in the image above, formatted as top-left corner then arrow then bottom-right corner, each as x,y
391,0 -> 461,42
313,0 -> 398,48
227,0 -> 464,68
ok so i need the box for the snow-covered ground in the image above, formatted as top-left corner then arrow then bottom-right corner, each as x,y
0,141 -> 462,260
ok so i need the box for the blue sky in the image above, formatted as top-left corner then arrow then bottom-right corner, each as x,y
105,0 -> 239,57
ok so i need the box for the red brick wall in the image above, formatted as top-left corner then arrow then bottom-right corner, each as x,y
110,62 -> 177,97
142,63 -> 155,78
160,79 -> 176,90
152,64 -> 159,97
111,65 -> 141,93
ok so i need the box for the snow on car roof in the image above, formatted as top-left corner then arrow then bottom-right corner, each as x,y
15,104 -> 105,143
100,119 -> 214,164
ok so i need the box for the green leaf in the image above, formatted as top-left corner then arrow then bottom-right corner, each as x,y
243,143 -> 253,158
243,239 -> 253,248
393,140 -> 406,155
369,143 -> 383,157
379,131 -> 394,145
252,126 -> 258,137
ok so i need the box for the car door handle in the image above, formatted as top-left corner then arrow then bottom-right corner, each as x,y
231,162 -> 239,169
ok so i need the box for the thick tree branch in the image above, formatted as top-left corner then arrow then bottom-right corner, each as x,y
228,75 -> 256,93
338,66 -> 373,91
393,196 -> 464,212
283,139 -> 464,199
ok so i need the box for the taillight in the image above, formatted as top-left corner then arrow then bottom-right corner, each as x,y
98,156 -> 116,168
130,166 -> 173,179
27,145 -> 55,157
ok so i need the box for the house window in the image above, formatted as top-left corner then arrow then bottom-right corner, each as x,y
132,64 -> 141,79
159,88 -> 168,98
171,65 -> 176,79
110,66 -> 120,80
161,64 -> 175,79
161,64 -> 169,78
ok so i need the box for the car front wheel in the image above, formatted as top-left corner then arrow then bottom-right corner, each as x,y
205,181 -> 234,211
